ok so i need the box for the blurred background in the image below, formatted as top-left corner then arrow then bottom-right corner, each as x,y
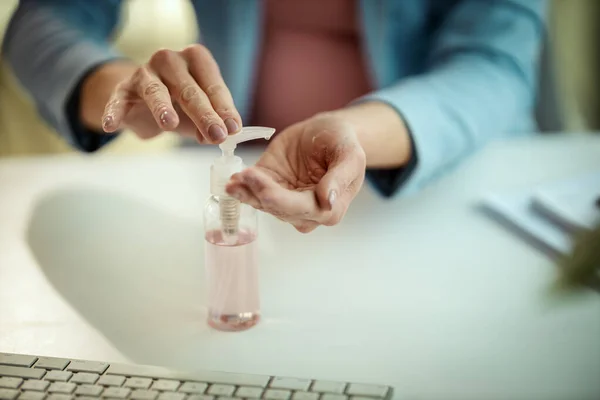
0,0 -> 598,157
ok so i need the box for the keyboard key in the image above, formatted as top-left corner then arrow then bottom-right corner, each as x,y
156,393 -> 185,400
46,395 -> 72,400
33,358 -> 69,371
130,390 -> 159,400
124,378 -> 152,389
151,380 -> 180,391
291,392 -> 319,400
17,391 -> 45,400
0,355 -> 36,368
270,378 -> 311,391
0,378 -> 22,389
102,387 -> 131,398
263,389 -> 291,400
65,361 -> 108,375
44,371 -> 72,382
96,375 -> 125,387
0,367 -> 45,380
0,389 -> 19,400
321,395 -> 347,400
206,385 -> 234,397
311,381 -> 346,394
106,365 -> 269,387
179,382 -> 207,394
78,397 -> 99,400
21,381 -> 49,392
47,382 -> 76,394
350,397 -> 382,400
235,387 -> 263,398
75,385 -> 104,397
186,396 -> 213,400
346,384 -> 389,398
70,373 -> 98,385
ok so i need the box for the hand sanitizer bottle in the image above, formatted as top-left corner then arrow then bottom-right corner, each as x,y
204,126 -> 275,331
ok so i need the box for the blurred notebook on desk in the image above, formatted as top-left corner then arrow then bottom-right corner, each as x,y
480,171 -> 600,257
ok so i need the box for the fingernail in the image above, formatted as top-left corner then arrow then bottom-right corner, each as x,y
224,118 -> 239,134
159,110 -> 172,127
102,115 -> 114,130
208,124 -> 227,142
328,190 -> 337,207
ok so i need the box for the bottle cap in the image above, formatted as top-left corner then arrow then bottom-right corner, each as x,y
210,126 -> 276,196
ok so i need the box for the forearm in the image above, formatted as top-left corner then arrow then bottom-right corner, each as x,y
80,61 -> 137,131
332,102 -> 412,169
1,0 -> 124,151
343,0 -> 545,198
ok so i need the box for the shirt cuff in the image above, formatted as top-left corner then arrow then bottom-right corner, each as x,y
365,126 -> 419,198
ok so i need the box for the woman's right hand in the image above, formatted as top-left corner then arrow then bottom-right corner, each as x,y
101,45 -> 242,144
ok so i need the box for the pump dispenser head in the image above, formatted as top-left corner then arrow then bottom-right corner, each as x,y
210,126 -> 275,243
219,126 -> 276,157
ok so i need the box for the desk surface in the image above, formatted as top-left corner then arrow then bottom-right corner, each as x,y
1,134 -> 599,400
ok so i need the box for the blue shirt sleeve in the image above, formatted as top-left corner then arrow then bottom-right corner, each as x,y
363,0 -> 548,197
1,0 -> 125,152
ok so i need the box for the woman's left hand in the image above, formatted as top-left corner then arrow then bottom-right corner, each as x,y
225,113 -> 366,233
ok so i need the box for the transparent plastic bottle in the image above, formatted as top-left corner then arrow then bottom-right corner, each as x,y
204,127 -> 275,331
204,194 -> 259,331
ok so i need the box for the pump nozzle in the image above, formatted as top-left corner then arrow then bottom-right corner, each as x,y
218,126 -> 276,157
210,126 -> 276,244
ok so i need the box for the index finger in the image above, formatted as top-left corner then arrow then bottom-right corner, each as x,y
102,82 -> 131,132
182,45 -> 242,134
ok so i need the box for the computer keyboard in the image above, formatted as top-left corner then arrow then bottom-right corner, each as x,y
0,353 -> 393,400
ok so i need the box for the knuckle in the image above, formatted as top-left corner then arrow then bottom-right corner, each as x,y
347,176 -> 364,195
131,67 -> 147,84
269,210 -> 288,221
259,187 -> 277,200
149,48 -> 175,66
114,80 -> 129,92
179,84 -> 200,103
181,44 -> 210,59
214,107 -> 234,117
204,83 -> 226,97
295,223 -> 315,234
143,82 -> 163,97
197,112 -> 220,129
151,101 -> 168,116
323,212 -> 342,227
182,44 -> 220,71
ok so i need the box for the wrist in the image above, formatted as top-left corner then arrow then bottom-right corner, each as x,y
80,61 -> 137,131
331,101 -> 413,169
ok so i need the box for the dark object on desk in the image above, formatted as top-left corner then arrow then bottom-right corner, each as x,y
595,196 -> 600,208
558,222 -> 600,292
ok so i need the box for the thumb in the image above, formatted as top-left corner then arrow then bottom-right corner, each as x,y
315,148 -> 366,211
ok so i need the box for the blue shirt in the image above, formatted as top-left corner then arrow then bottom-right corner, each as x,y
1,0 -> 547,197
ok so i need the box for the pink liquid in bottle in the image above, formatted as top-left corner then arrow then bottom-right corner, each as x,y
205,229 -> 260,331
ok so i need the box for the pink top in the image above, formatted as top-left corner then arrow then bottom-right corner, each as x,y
249,0 -> 373,132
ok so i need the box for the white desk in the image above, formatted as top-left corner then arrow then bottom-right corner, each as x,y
1,134 -> 599,400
